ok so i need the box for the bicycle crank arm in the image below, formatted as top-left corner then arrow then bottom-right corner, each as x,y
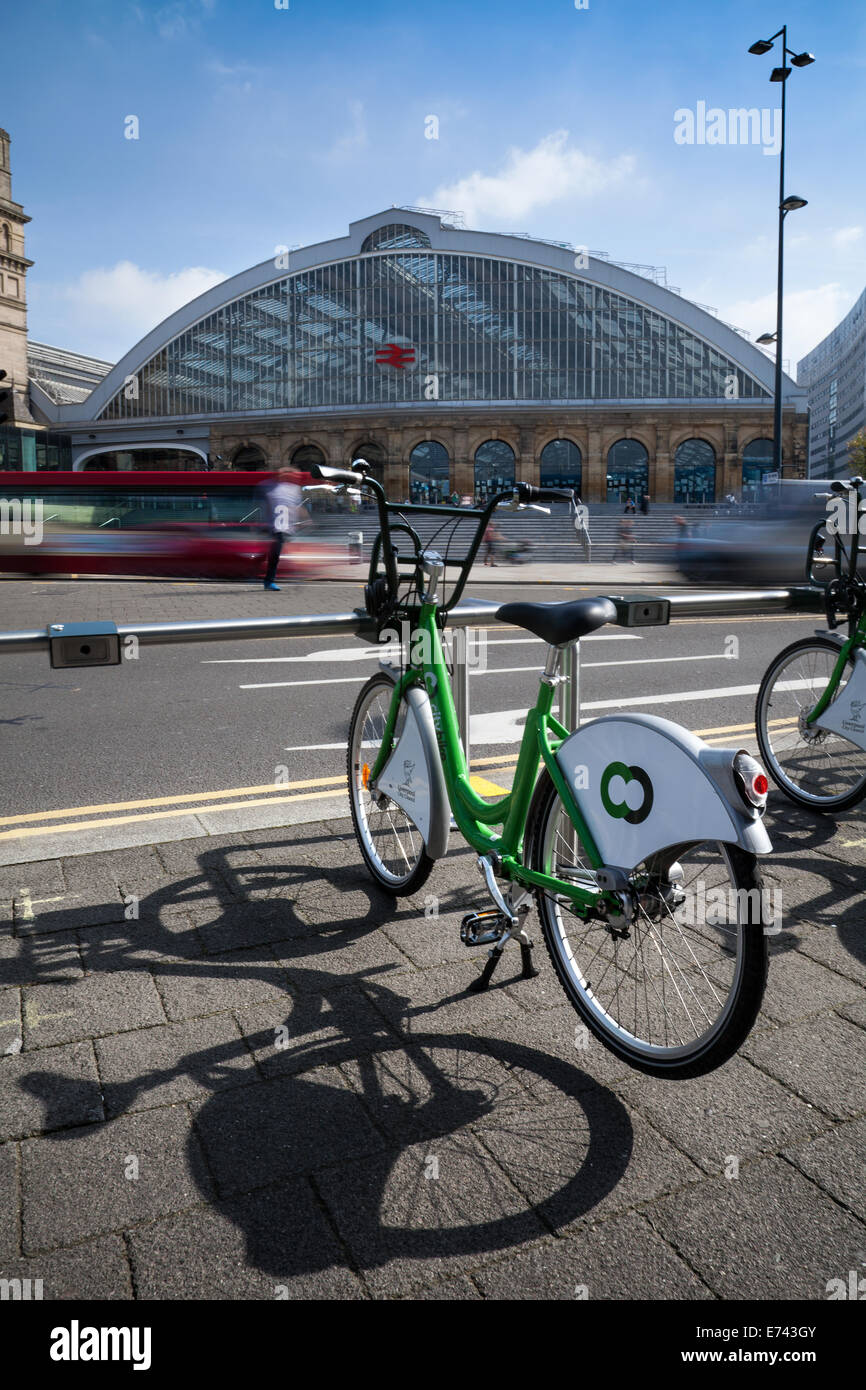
476,855 -> 518,925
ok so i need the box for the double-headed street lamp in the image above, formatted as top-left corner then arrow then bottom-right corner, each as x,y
749,27 -> 814,478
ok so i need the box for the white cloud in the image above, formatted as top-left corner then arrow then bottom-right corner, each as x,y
831,225 -> 864,248
33,261 -> 227,362
419,130 -> 636,226
722,282 -> 855,375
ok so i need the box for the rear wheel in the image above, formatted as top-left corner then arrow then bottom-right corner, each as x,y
527,771 -> 769,1078
347,673 -> 434,896
755,636 -> 866,812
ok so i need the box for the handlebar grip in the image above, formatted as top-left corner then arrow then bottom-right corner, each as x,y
515,482 -> 575,504
310,463 -> 366,487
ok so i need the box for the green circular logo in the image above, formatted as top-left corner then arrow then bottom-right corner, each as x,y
600,760 -> 654,825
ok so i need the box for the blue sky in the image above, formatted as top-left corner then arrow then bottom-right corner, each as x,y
4,0 -> 865,376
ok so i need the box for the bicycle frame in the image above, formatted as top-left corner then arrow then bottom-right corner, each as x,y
805,480 -> 866,726
805,609 -> 866,724
369,601 -> 609,917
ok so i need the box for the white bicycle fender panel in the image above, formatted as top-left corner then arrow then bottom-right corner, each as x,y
375,684 -> 450,859
555,713 -> 771,869
812,648 -> 866,751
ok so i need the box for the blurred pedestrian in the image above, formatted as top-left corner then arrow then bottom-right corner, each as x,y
256,466 -> 302,591
483,521 -> 502,566
640,491 -> 650,515
612,517 -> 636,564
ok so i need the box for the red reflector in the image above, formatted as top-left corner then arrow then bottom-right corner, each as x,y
753,774 -> 769,796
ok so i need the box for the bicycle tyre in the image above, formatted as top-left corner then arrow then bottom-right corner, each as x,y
755,636 -> 866,812
526,770 -> 769,1079
347,672 -> 435,895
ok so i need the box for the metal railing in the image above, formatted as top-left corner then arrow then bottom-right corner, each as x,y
0,587 -> 826,764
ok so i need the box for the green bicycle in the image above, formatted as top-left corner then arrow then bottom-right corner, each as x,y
314,462 -> 774,1079
756,475 -> 866,812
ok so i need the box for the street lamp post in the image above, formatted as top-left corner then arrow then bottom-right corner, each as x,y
749,27 -> 814,478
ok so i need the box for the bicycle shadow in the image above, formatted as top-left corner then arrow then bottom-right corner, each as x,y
761,802 -> 865,967
10,838 -> 634,1286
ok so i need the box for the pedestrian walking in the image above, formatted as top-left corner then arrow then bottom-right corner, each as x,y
612,517 -> 636,564
482,521 -> 502,565
640,491 -> 650,515
255,466 -> 302,591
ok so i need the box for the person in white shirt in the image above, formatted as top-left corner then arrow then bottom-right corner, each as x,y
256,467 -> 302,591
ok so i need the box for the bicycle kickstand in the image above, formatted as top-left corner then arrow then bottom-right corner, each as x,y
463,857 -> 539,993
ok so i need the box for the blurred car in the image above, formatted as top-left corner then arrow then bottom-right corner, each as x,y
676,480 -> 848,585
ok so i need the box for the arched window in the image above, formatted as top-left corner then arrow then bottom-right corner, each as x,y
674,439 -> 716,504
540,439 -> 582,495
231,444 -> 267,470
606,439 -> 648,503
290,444 -> 326,474
0,224 -> 9,252
349,442 -> 386,495
361,224 -> 432,253
474,440 -> 515,502
742,438 -> 775,502
409,441 -> 450,503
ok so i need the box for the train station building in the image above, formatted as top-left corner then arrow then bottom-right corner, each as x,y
2,126 -> 809,502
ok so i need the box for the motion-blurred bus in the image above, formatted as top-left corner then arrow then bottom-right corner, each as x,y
0,470 -> 340,581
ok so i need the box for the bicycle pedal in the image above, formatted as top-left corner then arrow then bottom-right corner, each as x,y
460,910 -> 509,947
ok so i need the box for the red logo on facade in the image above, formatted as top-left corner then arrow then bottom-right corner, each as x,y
375,343 -> 416,369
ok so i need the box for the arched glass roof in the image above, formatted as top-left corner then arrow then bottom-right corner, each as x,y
98,251 -> 771,420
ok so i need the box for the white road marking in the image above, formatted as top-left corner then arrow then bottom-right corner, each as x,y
205,633 -> 641,666
470,679 -> 818,745
285,742 -> 349,751
486,653 -> 730,676
242,650 -> 730,690
242,675 -> 370,689
283,679 -> 819,754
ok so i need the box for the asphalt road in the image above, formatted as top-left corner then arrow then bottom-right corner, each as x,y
0,575 -> 821,863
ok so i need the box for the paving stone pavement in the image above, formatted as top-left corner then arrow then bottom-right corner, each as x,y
0,801 -> 863,1301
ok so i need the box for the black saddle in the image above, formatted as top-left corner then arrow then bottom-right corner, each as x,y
496,596 -> 617,646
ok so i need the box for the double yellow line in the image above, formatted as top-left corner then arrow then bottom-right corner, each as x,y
1,717 -> 796,844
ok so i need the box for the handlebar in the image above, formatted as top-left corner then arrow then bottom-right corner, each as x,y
311,463 -> 371,490
514,483 -> 575,505
310,465 -> 578,624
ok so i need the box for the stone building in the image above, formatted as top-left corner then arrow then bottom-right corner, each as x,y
3,157 -> 808,498
0,127 -> 35,429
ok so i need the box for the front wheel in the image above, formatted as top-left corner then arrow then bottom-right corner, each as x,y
755,636 -> 866,812
526,772 -> 769,1079
347,673 -> 434,896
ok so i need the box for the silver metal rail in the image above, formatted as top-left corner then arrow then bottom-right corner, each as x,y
0,598 -> 504,656
0,586 -> 826,764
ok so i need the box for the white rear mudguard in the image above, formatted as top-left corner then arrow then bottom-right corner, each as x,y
555,713 -> 771,871
373,673 -> 451,860
812,647 -> 866,751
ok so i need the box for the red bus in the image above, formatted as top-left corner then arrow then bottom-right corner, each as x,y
0,470 -> 342,581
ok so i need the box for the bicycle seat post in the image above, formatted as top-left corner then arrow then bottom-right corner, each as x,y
558,641 -> 580,732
